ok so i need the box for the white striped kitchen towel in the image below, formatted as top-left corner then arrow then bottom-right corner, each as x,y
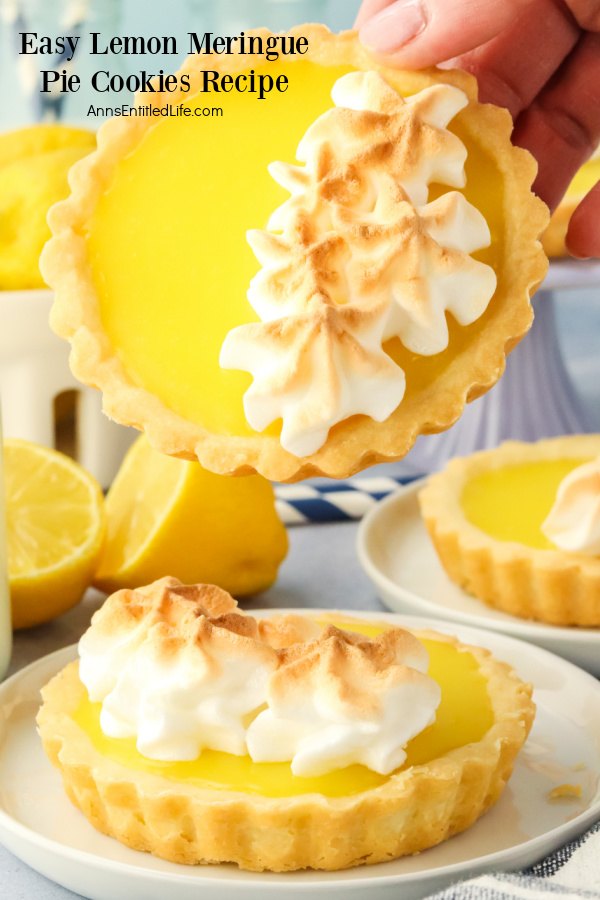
428,821 -> 600,898
274,475 -> 419,525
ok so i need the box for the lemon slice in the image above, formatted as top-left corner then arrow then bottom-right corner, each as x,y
4,439 -> 105,629
94,435 -> 288,596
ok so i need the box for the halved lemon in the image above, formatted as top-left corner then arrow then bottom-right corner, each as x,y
4,439 -> 105,629
94,435 -> 288,596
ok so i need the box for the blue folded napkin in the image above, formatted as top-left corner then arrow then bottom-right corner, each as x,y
274,475 -> 419,524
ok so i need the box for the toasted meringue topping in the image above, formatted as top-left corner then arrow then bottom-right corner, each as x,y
79,583 -> 441,775
78,578 -> 278,760
258,614 -> 322,649
542,458 -> 600,555
246,622 -> 441,777
220,71 -> 496,457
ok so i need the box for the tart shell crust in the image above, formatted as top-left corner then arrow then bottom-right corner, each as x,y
419,436 -> 600,626
37,630 -> 534,872
41,25 -> 549,483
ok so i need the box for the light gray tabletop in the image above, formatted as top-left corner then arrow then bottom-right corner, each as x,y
1,519 -> 380,900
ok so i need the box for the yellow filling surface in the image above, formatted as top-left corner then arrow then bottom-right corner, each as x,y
86,60 -> 503,438
566,157 -> 600,200
73,620 -> 493,798
462,458 -> 589,549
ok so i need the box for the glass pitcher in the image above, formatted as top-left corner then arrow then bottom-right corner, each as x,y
0,429 -> 12,680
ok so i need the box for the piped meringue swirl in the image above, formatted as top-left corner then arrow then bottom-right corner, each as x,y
78,579 -> 441,776
220,70 -> 496,457
247,624 -> 441,777
78,577 -> 278,761
542,458 -> 600,555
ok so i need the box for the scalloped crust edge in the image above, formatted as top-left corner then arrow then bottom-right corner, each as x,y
419,435 -> 600,626
40,24 -> 549,483
37,628 -> 534,872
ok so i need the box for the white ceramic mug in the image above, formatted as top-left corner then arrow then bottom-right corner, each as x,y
0,290 -> 134,488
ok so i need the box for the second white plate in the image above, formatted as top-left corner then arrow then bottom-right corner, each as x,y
357,481 -> 600,675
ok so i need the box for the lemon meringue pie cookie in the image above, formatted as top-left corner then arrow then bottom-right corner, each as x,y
419,435 -> 600,626
41,26 -> 548,482
38,577 -> 534,871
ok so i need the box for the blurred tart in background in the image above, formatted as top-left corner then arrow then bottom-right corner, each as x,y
0,124 -> 95,289
419,435 -> 600,626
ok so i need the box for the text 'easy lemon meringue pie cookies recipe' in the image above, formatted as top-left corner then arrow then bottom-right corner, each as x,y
37,578 -> 535,871
41,26 -> 549,481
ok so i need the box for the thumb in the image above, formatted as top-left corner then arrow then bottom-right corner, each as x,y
358,0 -> 534,68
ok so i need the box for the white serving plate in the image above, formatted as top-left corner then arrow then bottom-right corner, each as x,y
1,611 -> 600,900
357,482 -> 600,675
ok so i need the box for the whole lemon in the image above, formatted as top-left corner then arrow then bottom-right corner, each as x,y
94,435 -> 288,597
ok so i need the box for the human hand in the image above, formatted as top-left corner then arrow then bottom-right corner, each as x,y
356,0 -> 600,258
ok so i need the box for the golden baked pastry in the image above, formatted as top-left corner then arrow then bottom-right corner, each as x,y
37,577 -> 534,871
419,435 -> 600,626
40,26 -> 548,482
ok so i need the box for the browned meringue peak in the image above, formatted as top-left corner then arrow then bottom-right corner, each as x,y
270,624 -> 431,718
246,223 -> 354,316
272,72 -> 468,217
222,291 -> 405,458
346,191 -> 495,354
258,613 -> 322,650
82,576 -> 266,655
79,579 -> 282,761
249,184 -> 493,353
220,72 -> 495,457
223,214 -> 406,458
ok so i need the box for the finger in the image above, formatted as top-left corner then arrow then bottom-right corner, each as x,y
564,0 -> 600,30
358,0 -> 534,68
355,0 -> 394,29
441,0 -> 579,119
513,32 -> 600,210
566,181 -> 600,258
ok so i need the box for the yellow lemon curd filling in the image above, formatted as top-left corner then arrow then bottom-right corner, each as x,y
73,620 -> 493,798
565,155 -> 600,200
86,60 -> 502,439
462,458 -> 590,550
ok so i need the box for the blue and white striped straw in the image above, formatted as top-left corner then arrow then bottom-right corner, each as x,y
274,475 -> 420,525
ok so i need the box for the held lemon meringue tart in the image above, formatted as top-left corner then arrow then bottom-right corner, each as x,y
419,435 -> 600,626
37,577 -> 535,872
40,26 -> 548,482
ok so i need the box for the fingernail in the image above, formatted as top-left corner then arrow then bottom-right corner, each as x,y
359,0 -> 428,55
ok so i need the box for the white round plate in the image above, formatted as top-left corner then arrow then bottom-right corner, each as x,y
1,612 -> 600,900
357,481 -> 600,675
